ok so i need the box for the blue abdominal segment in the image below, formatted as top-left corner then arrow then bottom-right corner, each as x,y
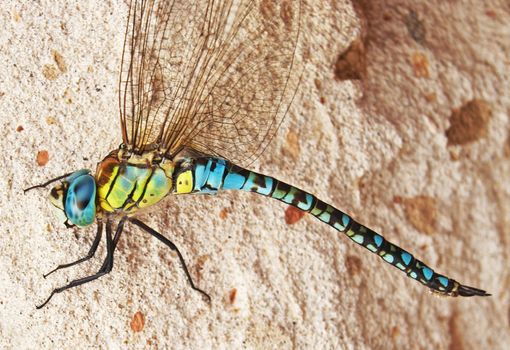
185,156 -> 489,298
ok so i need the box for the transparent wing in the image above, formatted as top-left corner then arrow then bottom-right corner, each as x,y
119,0 -> 303,165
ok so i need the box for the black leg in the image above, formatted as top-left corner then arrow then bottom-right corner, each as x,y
24,172 -> 74,193
36,217 -> 127,309
43,221 -> 104,278
129,217 -> 211,303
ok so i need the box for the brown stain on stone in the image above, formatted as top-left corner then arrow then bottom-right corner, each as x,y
42,64 -> 59,80
283,130 -> 300,160
284,206 -> 305,225
219,208 -> 229,220
344,255 -> 363,276
424,92 -> 437,103
485,10 -> 498,19
52,50 -> 67,73
16,125 -> 24,132
42,51 -> 67,80
46,116 -> 57,125
314,78 -> 322,90
130,311 -> 145,332
448,311 -> 465,350
228,288 -> 237,304
410,52 -> 429,78
36,150 -> 49,166
446,99 -> 492,146
334,37 -> 366,81
402,195 -> 437,235
391,326 -> 400,341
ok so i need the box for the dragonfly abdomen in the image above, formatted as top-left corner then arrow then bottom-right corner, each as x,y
180,156 -> 488,297
95,150 -> 175,213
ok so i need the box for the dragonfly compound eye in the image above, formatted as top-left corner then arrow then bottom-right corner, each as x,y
63,172 -> 97,227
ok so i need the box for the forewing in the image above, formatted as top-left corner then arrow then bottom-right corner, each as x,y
119,0 -> 303,165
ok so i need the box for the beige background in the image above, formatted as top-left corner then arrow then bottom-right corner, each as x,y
0,0 -> 508,349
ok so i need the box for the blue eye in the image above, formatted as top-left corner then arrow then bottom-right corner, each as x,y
65,173 -> 96,227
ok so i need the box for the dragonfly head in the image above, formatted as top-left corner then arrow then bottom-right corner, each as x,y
49,169 -> 97,228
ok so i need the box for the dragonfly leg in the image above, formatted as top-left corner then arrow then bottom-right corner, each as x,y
24,172 -> 73,192
36,217 -> 127,309
128,217 -> 211,303
43,220 -> 104,278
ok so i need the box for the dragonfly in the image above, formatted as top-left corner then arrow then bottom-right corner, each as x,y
26,0 -> 489,309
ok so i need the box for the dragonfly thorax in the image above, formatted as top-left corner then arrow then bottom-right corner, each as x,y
95,148 -> 176,215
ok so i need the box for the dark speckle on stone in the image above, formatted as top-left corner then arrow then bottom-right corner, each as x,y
405,10 -> 426,44
446,99 -> 492,146
334,38 -> 366,81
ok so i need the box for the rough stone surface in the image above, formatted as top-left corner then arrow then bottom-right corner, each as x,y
1,0 -> 509,349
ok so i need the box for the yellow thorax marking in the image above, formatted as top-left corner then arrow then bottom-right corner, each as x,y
176,170 -> 193,194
